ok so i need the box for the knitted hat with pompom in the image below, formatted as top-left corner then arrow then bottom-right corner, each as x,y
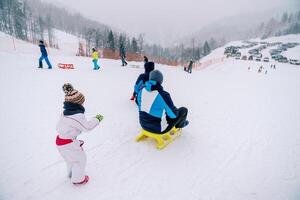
62,83 -> 85,105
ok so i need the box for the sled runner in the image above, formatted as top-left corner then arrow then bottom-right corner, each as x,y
136,127 -> 182,150
58,63 -> 74,69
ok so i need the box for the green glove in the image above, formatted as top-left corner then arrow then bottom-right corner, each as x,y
95,114 -> 104,122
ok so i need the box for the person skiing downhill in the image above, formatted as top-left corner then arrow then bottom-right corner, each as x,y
38,40 -> 52,69
130,61 -> 155,102
92,48 -> 100,70
56,83 -> 103,185
137,70 -> 189,134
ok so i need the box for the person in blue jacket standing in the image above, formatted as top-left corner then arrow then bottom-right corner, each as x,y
137,70 -> 189,134
38,40 -> 52,69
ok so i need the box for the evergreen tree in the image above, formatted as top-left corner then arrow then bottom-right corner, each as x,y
209,37 -> 218,50
131,37 -> 138,53
107,30 -> 115,51
203,41 -> 211,56
281,12 -> 288,24
137,34 -> 144,54
95,29 -> 102,48
84,28 -> 94,56
13,0 -> 27,40
37,16 -> 45,40
45,13 -> 53,46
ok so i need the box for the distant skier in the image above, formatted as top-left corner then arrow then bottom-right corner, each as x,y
56,83 -> 103,185
187,60 -> 193,73
120,43 -> 128,66
137,70 -> 189,134
38,40 -> 52,69
130,61 -> 155,102
248,66 -> 250,70
143,56 -> 148,63
92,48 -> 100,70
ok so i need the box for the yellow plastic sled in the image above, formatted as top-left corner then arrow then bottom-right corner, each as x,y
136,127 -> 182,150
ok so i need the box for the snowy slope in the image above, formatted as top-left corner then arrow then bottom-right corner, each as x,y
1,33 -> 300,200
0,30 -> 80,56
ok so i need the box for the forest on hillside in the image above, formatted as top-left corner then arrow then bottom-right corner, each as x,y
0,0 -> 299,63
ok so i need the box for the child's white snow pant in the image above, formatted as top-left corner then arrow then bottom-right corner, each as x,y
57,139 -> 87,183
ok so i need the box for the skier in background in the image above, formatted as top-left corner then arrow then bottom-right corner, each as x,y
144,56 -> 148,63
130,61 -> 155,102
56,83 -> 103,185
187,60 -> 193,73
137,70 -> 189,134
38,40 -> 52,69
120,43 -> 128,66
92,48 -> 100,70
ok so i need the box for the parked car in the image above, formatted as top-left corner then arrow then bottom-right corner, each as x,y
289,59 -> 300,65
271,55 -> 278,59
263,57 -> 269,62
255,57 -> 261,61
242,55 -> 247,60
248,55 -> 253,60
278,57 -> 288,63
274,55 -> 283,61
269,49 -> 281,55
253,53 -> 262,58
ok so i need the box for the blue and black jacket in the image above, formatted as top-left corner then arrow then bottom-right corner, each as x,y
133,62 -> 154,103
39,44 -> 48,57
137,80 -> 178,133
134,73 -> 150,94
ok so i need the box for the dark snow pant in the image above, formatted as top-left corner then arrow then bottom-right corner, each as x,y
121,56 -> 127,66
162,107 -> 188,134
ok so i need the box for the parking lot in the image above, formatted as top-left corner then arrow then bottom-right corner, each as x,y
224,40 -> 300,65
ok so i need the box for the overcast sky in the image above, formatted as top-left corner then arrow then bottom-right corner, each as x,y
44,0 -> 299,45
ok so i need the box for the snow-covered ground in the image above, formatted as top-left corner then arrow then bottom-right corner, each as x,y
1,32 -> 300,200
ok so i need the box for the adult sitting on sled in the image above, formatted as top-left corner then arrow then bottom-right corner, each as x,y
137,70 -> 189,134
130,61 -> 155,102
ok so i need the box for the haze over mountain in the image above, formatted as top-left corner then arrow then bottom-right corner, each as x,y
42,0 -> 299,46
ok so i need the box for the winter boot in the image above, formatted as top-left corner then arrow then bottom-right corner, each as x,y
182,120 -> 189,128
130,95 -> 135,101
38,61 -> 43,68
73,175 -> 89,185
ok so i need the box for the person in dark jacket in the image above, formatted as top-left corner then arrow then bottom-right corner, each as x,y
143,56 -> 148,63
130,61 -> 155,101
187,60 -> 193,73
137,70 -> 189,134
38,40 -> 52,69
119,44 -> 128,66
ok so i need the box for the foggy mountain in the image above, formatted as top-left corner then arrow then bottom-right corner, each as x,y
178,6 -> 298,47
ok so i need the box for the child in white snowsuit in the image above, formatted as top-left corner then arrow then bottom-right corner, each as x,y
56,83 -> 103,185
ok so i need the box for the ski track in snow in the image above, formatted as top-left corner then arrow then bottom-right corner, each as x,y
1,33 -> 300,200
